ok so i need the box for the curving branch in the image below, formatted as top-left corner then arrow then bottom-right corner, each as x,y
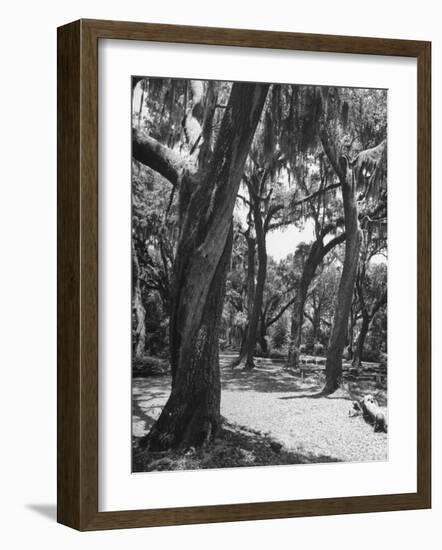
323,231 -> 347,255
132,129 -> 186,187
264,203 -> 284,233
291,182 -> 341,209
266,293 -> 298,329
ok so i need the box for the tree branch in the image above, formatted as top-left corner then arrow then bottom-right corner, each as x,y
132,129 -> 186,187
237,193 -> 251,206
266,293 -> 298,328
322,232 -> 347,256
320,217 -> 345,239
304,310 -> 314,326
264,203 -> 284,233
291,182 -> 341,209
370,290 -> 387,318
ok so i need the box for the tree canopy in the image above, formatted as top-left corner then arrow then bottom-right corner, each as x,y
131,77 -> 387,450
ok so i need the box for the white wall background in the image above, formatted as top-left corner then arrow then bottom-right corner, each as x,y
0,1 -> 439,547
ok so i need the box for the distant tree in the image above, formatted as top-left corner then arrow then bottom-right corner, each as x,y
132,163 -> 177,359
352,219 -> 387,367
236,161 -> 290,368
230,85 -> 296,369
313,87 -> 387,393
286,183 -> 346,367
272,317 -> 288,350
221,226 -> 249,349
260,255 -> 298,353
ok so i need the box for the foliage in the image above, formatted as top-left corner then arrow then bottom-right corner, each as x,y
132,78 -> 388,374
271,317 -> 288,350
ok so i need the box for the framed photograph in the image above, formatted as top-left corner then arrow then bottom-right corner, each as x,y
57,19 -> 431,530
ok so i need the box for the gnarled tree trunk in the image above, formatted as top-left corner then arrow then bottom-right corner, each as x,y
146,228 -> 233,450
138,82 -> 269,450
323,160 -> 361,394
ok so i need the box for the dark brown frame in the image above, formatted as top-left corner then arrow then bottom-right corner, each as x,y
57,18 -> 431,531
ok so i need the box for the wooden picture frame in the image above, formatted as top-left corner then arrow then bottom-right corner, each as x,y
57,19 -> 431,531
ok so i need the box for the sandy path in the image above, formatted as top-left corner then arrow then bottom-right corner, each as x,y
133,354 -> 387,463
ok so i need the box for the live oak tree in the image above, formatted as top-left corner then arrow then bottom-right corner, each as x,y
260,256 -> 298,352
352,215 -> 387,367
224,245 -> 297,359
132,78 -> 389,459
133,79 -> 268,450
317,89 -> 387,394
227,86 -> 294,369
230,85 -> 386,383
304,259 -> 341,349
320,147 -> 361,393
285,153 -> 346,367
231,85 -> 315,369
220,226 -> 250,350
285,86 -> 387,393
234,161 -> 289,369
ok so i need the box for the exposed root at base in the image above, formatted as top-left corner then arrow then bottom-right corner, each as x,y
133,420 -> 340,472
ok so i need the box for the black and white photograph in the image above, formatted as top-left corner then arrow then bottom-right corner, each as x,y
131,77 -> 388,472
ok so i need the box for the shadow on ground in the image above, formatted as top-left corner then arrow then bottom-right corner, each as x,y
132,420 -> 340,472
132,376 -> 170,436
278,382 -> 386,404
132,353 -> 388,470
26,504 -> 57,521
220,356 -> 324,394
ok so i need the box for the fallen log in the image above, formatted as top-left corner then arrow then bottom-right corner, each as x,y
360,395 -> 388,433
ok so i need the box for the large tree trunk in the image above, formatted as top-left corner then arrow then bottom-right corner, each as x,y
323,163 -> 361,394
143,83 -> 269,450
146,228 -> 232,450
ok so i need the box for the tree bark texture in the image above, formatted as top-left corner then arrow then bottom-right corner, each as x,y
323,160 -> 361,394
142,83 -> 269,449
145,227 -> 233,450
